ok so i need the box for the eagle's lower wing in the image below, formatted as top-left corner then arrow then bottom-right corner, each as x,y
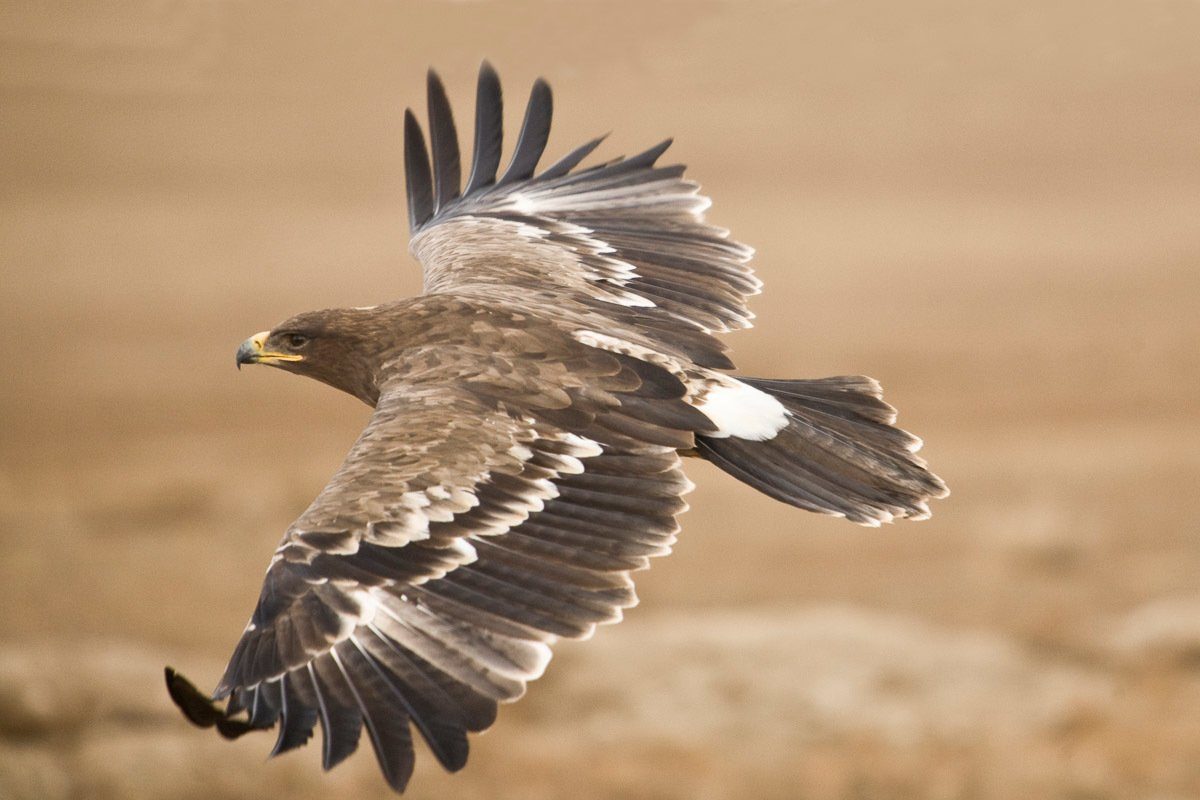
213,333 -> 711,792
407,64 -> 760,338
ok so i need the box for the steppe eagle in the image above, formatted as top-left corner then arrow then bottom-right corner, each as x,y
167,62 -> 948,792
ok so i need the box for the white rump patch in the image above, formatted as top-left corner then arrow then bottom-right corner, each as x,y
692,377 -> 788,441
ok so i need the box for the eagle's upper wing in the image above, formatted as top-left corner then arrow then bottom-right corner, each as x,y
406,64 -> 760,336
211,325 -> 711,791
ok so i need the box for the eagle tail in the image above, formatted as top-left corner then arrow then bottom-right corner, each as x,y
694,376 -> 947,525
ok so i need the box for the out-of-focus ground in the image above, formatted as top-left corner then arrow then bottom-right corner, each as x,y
1,2 -> 1198,798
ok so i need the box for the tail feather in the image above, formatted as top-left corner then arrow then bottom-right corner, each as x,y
696,376 -> 947,526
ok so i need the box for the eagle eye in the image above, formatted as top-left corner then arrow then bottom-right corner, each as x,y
285,333 -> 310,349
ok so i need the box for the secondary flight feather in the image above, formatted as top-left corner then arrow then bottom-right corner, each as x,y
167,62 -> 948,793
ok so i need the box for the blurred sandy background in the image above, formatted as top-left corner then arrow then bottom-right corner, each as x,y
2,1 -> 1199,798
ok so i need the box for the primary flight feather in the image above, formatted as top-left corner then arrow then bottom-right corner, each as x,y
167,62 -> 948,793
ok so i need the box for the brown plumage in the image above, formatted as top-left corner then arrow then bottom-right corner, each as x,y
168,62 -> 948,793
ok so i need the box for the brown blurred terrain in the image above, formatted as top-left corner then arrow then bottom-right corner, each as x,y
2,2 -> 1199,798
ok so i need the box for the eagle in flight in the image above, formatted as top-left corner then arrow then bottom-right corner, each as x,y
167,62 -> 947,792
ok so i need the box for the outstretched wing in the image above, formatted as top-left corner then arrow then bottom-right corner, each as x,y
210,328 -> 711,792
405,63 -> 761,336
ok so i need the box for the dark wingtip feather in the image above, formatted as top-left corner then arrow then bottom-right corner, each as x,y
165,667 -> 261,740
426,69 -> 461,213
595,138 -> 674,179
270,675 -> 320,757
497,77 -> 553,186
554,137 -> 676,189
624,137 -> 673,171
317,700 -> 363,770
404,108 -> 434,231
166,667 -> 224,728
465,61 -> 503,194
271,711 -> 318,757
539,133 -> 608,180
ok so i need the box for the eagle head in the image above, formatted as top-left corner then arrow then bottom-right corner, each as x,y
236,308 -> 383,405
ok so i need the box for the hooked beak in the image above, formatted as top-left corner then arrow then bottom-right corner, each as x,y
236,331 -> 303,369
